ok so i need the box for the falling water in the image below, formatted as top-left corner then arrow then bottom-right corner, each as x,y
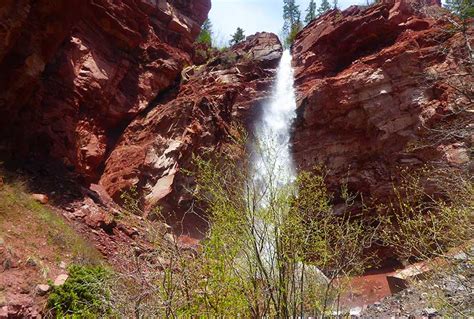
253,49 -> 297,190
246,49 -> 329,315
249,49 -> 298,272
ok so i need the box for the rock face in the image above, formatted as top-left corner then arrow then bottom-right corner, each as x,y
291,0 -> 472,204
0,0 -> 211,180
100,32 -> 283,233
2,0 -> 470,246
0,0 -> 283,235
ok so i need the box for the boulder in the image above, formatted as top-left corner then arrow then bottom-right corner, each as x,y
35,284 -> 50,296
53,274 -> 68,286
31,194 -> 48,204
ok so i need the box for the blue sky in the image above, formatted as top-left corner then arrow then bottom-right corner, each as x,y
209,0 -> 367,46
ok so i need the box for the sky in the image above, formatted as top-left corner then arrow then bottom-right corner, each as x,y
208,0 -> 367,46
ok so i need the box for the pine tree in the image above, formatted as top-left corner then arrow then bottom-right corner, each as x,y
197,19 -> 213,46
283,0 -> 302,46
201,19 -> 212,34
229,27 -> 245,46
283,0 -> 301,33
445,0 -> 474,22
305,0 -> 317,24
317,0 -> 332,15
285,18 -> 303,48
333,0 -> 338,9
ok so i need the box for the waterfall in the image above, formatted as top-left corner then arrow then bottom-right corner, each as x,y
249,49 -> 298,272
253,49 -> 297,192
244,49 -> 329,315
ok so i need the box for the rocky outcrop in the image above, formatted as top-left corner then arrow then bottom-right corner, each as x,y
0,0 -> 211,180
291,0 -> 472,204
0,0 -> 283,235
100,32 -> 282,233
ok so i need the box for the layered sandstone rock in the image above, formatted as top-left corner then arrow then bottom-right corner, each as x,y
0,0 -> 211,180
291,0 -> 472,203
100,32 -> 282,232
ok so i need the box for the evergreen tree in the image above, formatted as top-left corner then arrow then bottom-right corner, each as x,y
445,0 -> 474,22
283,0 -> 302,46
197,18 -> 213,46
229,27 -> 246,46
317,0 -> 332,15
305,0 -> 317,24
333,0 -> 338,9
285,18 -> 303,48
283,0 -> 301,33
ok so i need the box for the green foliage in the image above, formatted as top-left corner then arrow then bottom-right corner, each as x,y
284,22 -> 303,48
47,265 -> 111,318
229,27 -> 245,46
104,142 -> 471,317
197,31 -> 212,47
283,0 -> 301,32
318,0 -> 332,15
445,0 -> 474,20
376,167 -> 474,316
283,0 -> 302,47
119,185 -> 141,216
197,19 -> 213,46
190,146 -> 376,317
378,167 -> 473,261
304,0 -> 317,24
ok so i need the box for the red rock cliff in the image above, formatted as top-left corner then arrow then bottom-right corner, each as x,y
0,0 -> 283,236
100,32 -> 283,233
0,0 -> 210,180
291,0 -> 472,205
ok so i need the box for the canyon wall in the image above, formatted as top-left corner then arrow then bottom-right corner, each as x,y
0,0 -> 283,233
0,0 -> 210,180
100,32 -> 282,232
1,0 -> 471,225
291,0 -> 472,206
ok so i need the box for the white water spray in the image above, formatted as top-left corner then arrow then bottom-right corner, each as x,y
249,49 -> 298,271
244,49 -> 329,312
253,49 -> 297,190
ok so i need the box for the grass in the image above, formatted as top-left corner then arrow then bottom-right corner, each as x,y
0,177 -> 102,265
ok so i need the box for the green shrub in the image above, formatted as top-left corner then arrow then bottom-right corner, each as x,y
197,30 -> 212,47
47,265 -> 111,318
